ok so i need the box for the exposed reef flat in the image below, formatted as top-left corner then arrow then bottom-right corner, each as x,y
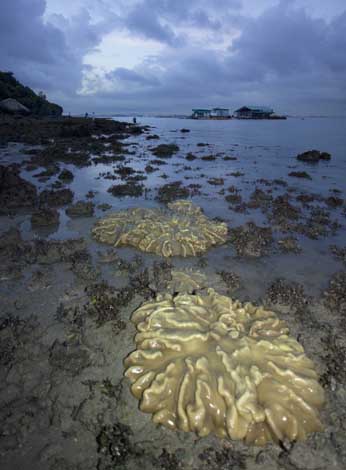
0,115 -> 346,470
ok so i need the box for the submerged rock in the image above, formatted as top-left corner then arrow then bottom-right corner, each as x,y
289,171 -> 312,179
0,164 -> 37,211
31,208 -> 60,227
156,181 -> 190,203
186,152 -> 197,161
325,196 -> 343,208
58,169 -> 74,182
39,188 -> 74,207
65,200 -> 94,218
108,183 -> 144,198
151,143 -> 179,158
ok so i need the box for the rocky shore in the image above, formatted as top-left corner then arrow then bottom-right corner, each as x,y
1,116 -> 346,470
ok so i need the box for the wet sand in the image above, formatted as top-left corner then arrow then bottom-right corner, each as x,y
1,115 -> 346,469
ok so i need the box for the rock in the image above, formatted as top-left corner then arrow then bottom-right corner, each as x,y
156,181 -> 190,203
208,178 -> 224,186
58,169 -> 74,182
223,156 -> 237,161
225,194 -> 242,204
31,208 -> 60,227
146,134 -> 160,140
49,340 -> 91,375
186,152 -> 197,161
108,183 -> 144,197
201,154 -> 216,161
0,98 -> 30,115
296,149 -> 331,163
288,171 -> 312,179
144,164 -> 158,173
319,152 -> 332,160
180,128 -> 190,133
0,164 -> 37,211
65,201 -> 94,218
151,144 -> 179,158
325,196 -> 343,208
39,188 -> 73,207
97,203 -> 112,211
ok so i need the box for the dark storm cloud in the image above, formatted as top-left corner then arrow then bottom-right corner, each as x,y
99,1 -> 346,114
0,0 -> 117,96
0,0 -> 68,65
125,5 -> 183,47
1,0 -> 346,114
122,0 -> 241,46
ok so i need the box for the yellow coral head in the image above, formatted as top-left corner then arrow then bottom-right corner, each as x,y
124,290 -> 324,445
92,201 -> 228,257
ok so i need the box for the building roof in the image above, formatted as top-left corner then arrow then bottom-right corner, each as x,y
235,106 -> 274,113
212,108 -> 229,111
192,109 -> 211,112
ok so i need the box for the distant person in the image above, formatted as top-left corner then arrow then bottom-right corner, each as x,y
133,117 -> 137,124
85,112 -> 89,118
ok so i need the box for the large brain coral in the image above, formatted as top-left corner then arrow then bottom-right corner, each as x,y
124,290 -> 324,445
92,200 -> 228,257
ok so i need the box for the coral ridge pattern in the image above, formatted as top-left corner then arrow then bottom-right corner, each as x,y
124,289 -> 324,445
92,200 -> 228,257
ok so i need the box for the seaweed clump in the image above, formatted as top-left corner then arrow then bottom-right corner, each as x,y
124,289 -> 324,445
92,200 -> 228,257
96,422 -> 140,470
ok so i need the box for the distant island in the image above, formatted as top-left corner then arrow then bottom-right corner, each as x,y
0,71 -> 63,117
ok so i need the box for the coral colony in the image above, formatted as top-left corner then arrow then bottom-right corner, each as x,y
92,200 -> 228,257
124,289 -> 324,445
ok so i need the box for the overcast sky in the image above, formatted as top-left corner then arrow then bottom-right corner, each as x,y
1,0 -> 345,115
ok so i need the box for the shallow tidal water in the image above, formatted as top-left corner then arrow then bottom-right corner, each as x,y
15,116 -> 346,300
1,116 -> 346,470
